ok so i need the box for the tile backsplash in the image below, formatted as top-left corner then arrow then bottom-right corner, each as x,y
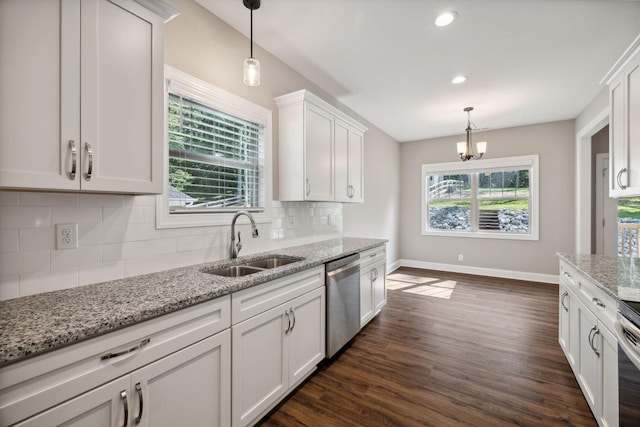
0,191 -> 342,300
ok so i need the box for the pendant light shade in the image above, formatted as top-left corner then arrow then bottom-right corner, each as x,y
457,107 -> 487,161
243,0 -> 261,86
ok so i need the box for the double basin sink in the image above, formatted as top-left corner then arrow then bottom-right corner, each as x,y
202,256 -> 303,277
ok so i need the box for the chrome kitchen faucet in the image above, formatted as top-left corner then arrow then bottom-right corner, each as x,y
229,211 -> 259,259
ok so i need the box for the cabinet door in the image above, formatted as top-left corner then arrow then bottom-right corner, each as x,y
577,299 -> 600,414
373,261 -> 386,314
232,305 -> 288,427
0,0 -> 80,190
15,376 -> 129,427
360,266 -> 374,327
334,119 -> 350,202
610,73 -> 625,197
79,0 -> 163,193
598,324 -> 618,427
304,102 -> 334,201
287,287 -> 326,386
348,128 -> 364,203
558,283 -> 571,361
133,330 -> 231,427
626,56 -> 640,194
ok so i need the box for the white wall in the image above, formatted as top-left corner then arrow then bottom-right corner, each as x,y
399,120 -> 576,281
0,0 -> 400,299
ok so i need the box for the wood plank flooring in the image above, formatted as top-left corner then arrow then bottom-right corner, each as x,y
258,267 -> 596,427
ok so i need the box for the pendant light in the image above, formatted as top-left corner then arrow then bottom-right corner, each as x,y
456,107 -> 487,161
243,0 -> 261,86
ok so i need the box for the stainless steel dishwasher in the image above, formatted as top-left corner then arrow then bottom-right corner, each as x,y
326,253 -> 361,358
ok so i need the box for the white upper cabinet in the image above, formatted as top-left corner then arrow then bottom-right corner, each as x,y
275,90 -> 367,203
603,35 -> 640,197
0,0 -> 167,194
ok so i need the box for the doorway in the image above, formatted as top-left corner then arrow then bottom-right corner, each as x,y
594,153 -> 618,255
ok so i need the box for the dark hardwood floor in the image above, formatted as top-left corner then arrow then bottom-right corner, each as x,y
259,267 -> 596,427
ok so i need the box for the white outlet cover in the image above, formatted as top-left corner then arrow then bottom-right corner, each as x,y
56,223 -> 78,250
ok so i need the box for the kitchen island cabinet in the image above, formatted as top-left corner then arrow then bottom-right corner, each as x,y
0,0 -> 169,194
558,257 -> 618,427
360,245 -> 387,327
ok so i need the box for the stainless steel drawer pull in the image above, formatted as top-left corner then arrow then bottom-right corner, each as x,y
120,390 -> 129,427
617,168 -> 628,190
592,297 -> 605,309
101,338 -> 150,360
69,140 -> 77,179
561,291 -> 569,312
85,142 -> 93,180
134,383 -> 143,424
563,271 -> 572,279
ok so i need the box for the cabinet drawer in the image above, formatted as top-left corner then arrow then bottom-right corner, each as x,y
0,295 -> 230,426
559,261 -> 578,288
231,266 -> 324,325
573,274 -> 617,333
360,246 -> 386,269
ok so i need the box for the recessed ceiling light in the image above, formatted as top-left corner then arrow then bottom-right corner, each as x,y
435,11 -> 458,27
451,75 -> 468,84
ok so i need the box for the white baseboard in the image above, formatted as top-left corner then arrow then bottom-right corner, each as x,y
395,259 -> 559,284
388,260 -> 402,273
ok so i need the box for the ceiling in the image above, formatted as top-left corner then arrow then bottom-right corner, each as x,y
195,0 -> 640,142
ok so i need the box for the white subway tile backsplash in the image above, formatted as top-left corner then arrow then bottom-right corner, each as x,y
20,267 -> 78,296
79,194 -> 125,207
0,230 -> 19,252
19,227 -> 55,250
0,191 -> 20,206
0,275 -> 19,300
103,242 -> 144,262
0,249 -> 50,275
143,238 -> 177,257
21,192 -> 78,207
5,193 -> 343,297
51,246 -> 102,269
79,261 -> 125,286
103,207 -> 145,225
52,206 -> 102,225
0,206 -> 50,229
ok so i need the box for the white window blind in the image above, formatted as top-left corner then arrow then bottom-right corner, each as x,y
167,93 -> 265,214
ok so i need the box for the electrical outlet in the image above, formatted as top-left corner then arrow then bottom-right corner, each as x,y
56,223 -> 78,250
458,254 -> 464,262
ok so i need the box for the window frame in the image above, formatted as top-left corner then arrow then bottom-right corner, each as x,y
421,155 -> 539,241
156,65 -> 272,229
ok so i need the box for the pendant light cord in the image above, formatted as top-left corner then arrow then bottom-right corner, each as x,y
250,9 -> 254,58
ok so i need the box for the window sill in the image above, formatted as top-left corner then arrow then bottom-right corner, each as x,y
422,229 -> 539,241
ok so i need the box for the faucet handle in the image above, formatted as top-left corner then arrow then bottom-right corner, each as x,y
236,231 -> 242,253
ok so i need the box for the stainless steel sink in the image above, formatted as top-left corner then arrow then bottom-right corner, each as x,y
203,265 -> 264,277
245,256 -> 301,269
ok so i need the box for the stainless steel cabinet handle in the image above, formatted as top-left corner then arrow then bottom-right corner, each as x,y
617,168 -> 628,190
306,178 -> 310,196
348,184 -> 354,198
284,309 -> 291,334
101,338 -> 150,360
588,325 -> 600,357
120,390 -> 129,427
290,308 -> 295,332
69,140 -> 77,179
85,142 -> 93,181
560,291 -> 569,312
563,271 -> 572,279
372,268 -> 378,282
134,383 -> 143,424
592,297 -> 605,309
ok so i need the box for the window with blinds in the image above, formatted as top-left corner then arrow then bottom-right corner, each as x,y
167,93 -> 265,214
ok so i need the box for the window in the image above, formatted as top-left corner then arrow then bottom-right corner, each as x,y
157,66 -> 272,228
422,155 -> 539,240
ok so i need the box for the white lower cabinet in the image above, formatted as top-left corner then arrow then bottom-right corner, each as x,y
559,260 -> 618,427
15,331 -> 231,427
360,246 -> 387,327
1,296 -> 231,427
231,267 -> 325,427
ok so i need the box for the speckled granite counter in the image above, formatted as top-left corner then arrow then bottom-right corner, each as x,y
558,253 -> 640,302
0,237 -> 386,367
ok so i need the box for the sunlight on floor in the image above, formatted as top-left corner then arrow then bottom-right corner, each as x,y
386,274 -> 457,299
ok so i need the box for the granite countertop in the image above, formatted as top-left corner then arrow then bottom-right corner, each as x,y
558,253 -> 640,302
0,237 -> 387,367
